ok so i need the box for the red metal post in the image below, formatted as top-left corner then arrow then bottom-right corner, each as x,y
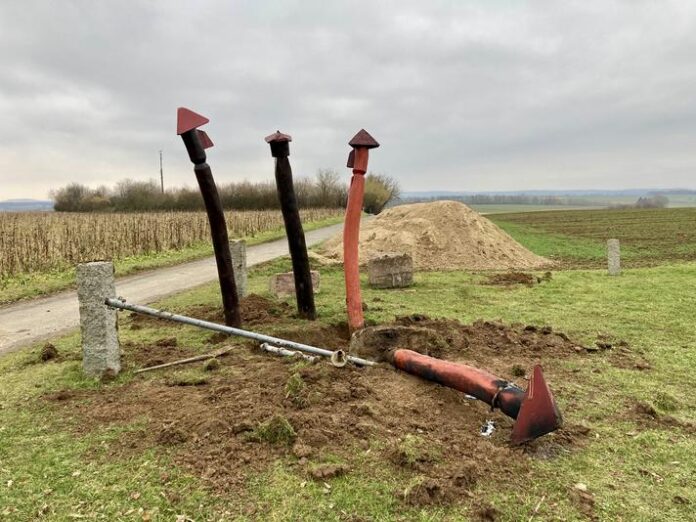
393,349 -> 563,444
343,129 -> 379,332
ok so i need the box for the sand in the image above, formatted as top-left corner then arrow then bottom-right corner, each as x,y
321,200 -> 550,270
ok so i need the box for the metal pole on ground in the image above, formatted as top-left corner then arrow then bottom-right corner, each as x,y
105,298 -> 374,367
265,131 -> 316,320
176,107 -> 241,327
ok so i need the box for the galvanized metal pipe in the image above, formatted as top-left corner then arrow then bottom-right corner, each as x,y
105,298 -> 375,367
260,342 -> 318,362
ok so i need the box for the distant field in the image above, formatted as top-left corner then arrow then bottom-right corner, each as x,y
471,204 -> 599,214
490,207 -> 696,268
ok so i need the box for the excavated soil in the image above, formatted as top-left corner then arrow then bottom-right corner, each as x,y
44,300 -> 648,513
321,201 -> 550,271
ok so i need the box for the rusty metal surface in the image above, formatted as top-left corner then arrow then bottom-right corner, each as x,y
392,349 -> 562,443
177,107 -> 209,135
510,365 -> 564,444
348,128 -> 380,149
264,130 -> 292,143
197,129 -> 214,149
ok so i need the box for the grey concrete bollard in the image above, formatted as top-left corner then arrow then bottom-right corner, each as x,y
76,261 -> 120,378
270,271 -> 320,298
368,253 -> 414,288
607,239 -> 621,276
230,239 -> 247,298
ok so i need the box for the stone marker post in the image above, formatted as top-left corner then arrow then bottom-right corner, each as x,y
607,239 -> 621,276
230,239 -> 247,298
76,261 -> 120,378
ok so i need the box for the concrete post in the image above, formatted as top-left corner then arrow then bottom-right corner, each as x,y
230,240 -> 247,298
607,239 -> 621,276
76,262 -> 120,378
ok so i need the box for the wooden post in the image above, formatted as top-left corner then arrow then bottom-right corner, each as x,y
265,131 -> 316,319
177,107 -> 241,327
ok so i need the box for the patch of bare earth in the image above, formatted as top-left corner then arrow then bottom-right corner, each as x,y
45,303 -> 652,514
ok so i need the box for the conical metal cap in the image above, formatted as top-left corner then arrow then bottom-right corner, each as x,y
348,129 -> 379,149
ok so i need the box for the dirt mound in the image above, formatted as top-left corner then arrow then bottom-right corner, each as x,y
46,314 -> 597,514
321,201 -> 550,270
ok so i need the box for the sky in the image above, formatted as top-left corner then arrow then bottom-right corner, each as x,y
1,0 -> 696,200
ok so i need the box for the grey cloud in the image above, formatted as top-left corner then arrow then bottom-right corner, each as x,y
1,0 -> 696,199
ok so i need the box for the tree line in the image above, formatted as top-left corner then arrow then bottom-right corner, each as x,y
51,170 -> 400,214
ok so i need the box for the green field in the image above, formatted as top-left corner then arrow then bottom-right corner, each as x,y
1,208 -> 694,521
490,207 -> 696,268
470,204 -> 599,214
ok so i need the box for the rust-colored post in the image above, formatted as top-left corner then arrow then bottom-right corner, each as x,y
392,349 -> 563,444
176,107 -> 241,328
343,129 -> 379,331
265,131 -> 316,320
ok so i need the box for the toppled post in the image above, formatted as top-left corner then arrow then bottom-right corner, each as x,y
230,239 -> 247,298
265,131 -> 316,319
607,239 -> 621,276
344,129 -> 380,332
76,262 -> 120,378
177,107 -> 241,327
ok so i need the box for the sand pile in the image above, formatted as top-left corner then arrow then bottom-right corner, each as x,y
321,200 -> 550,270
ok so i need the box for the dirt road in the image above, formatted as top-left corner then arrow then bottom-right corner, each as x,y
0,222 -> 343,356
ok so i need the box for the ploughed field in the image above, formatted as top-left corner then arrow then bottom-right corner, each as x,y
490,207 -> 696,268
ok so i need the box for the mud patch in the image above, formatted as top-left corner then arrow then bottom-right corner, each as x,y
46,314 -> 590,514
484,271 -> 552,287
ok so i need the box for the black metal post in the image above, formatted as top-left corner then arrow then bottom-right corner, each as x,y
178,108 -> 241,327
265,131 -> 316,320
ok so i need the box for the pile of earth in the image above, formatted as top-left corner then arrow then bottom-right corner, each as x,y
320,200 -> 550,270
42,297 -> 615,516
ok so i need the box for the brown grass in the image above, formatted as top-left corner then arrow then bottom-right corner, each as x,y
0,209 -> 342,277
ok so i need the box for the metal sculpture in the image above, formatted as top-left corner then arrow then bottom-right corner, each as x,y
176,107 -> 241,327
265,131 -> 316,319
344,129 -> 379,331
392,349 -> 563,444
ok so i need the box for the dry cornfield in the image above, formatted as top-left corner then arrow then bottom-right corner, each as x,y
0,209 -> 343,277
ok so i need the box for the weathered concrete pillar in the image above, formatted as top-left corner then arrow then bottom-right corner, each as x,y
230,239 -> 247,298
76,262 -> 120,378
607,239 -> 621,276
368,253 -> 414,288
270,271 -> 320,298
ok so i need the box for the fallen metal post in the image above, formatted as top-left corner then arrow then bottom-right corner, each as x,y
392,349 -> 563,444
105,298 -> 375,367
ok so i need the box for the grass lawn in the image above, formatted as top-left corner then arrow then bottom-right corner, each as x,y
0,216 -> 343,306
1,209 -> 695,520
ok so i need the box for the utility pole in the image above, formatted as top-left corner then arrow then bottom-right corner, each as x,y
159,150 -> 164,194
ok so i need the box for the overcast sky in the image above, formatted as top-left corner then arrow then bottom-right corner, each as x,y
1,1 -> 696,199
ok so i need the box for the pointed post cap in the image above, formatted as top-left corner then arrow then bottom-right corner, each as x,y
349,129 -> 379,149
265,130 -> 292,157
264,130 -> 292,144
177,107 -> 209,135
197,129 -> 214,149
